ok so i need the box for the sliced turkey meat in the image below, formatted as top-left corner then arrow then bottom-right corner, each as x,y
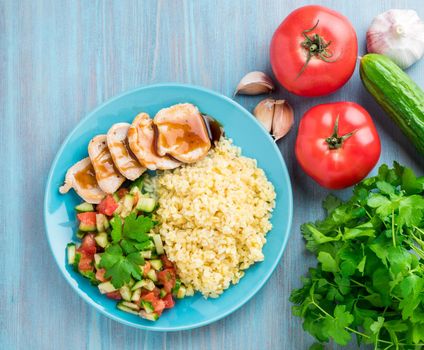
59,157 -> 106,204
153,103 -> 211,163
107,122 -> 146,180
127,112 -> 180,170
88,135 -> 125,193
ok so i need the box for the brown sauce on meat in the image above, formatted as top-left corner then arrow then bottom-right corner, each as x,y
202,115 -> 224,144
93,148 -> 116,180
158,118 -> 210,154
109,139 -> 141,172
74,163 -> 98,189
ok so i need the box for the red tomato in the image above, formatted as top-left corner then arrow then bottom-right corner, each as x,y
77,212 -> 96,226
141,292 -> 166,315
80,233 -> 97,255
143,261 -> 151,276
295,102 -> 381,189
95,268 -> 107,282
161,255 -> 175,269
162,293 -> 175,309
106,291 -> 122,300
157,268 -> 176,293
270,5 -> 357,96
117,188 -> 129,198
96,195 -> 118,216
78,251 -> 94,271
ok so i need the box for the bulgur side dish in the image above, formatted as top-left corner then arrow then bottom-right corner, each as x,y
155,138 -> 276,297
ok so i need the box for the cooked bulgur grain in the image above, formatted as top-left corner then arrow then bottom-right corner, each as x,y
155,138 -> 275,297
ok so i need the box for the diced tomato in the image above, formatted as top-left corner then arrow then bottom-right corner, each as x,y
78,251 -> 94,271
106,291 -> 122,300
157,268 -> 176,293
141,292 -> 166,315
143,261 -> 151,276
162,293 -> 175,309
95,268 -> 107,282
161,255 -> 175,269
80,233 -> 97,255
77,212 -> 96,226
117,188 -> 129,198
96,195 -> 119,216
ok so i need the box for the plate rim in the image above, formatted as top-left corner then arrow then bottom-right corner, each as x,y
43,83 -> 293,331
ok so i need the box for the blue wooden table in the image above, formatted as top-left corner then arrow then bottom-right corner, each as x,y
1,0 -> 423,349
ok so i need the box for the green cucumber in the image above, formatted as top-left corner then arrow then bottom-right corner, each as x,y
79,222 -> 96,232
117,303 -> 139,315
75,202 -> 94,212
360,53 -> 424,154
139,311 -> 159,321
146,270 -> 158,282
119,285 -> 132,301
141,300 -> 154,313
94,232 -> 109,248
98,281 -> 117,294
150,259 -> 163,271
67,243 -> 76,265
152,234 -> 164,255
136,196 -> 156,213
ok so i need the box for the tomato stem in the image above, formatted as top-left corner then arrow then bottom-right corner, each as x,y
325,115 -> 356,150
296,20 -> 336,79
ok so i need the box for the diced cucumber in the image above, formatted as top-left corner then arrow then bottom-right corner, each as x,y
112,193 -> 120,202
94,232 -> 109,248
120,194 -> 134,218
152,234 -> 164,255
172,279 -> 181,295
76,230 -> 85,239
136,196 -> 156,213
79,222 -> 96,232
131,288 -> 142,301
130,186 -> 142,196
94,253 -> 102,269
121,301 -> 140,311
80,270 -> 99,285
67,243 -> 76,265
146,270 -> 158,282
96,213 -> 108,232
98,281 -> 117,294
141,300 -> 154,314
130,176 -> 144,191
140,251 -> 152,259
176,285 -> 186,299
128,278 -> 135,288
185,285 -> 194,297
159,288 -> 167,298
138,240 -> 155,251
117,303 -> 139,315
119,285 -> 132,301
75,202 -> 94,212
139,310 -> 159,321
73,252 -> 81,271
150,259 -> 163,271
131,279 -> 155,291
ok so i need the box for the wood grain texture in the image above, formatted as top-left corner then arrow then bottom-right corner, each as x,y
1,0 -> 423,349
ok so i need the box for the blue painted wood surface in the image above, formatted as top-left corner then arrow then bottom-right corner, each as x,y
1,0 -> 423,349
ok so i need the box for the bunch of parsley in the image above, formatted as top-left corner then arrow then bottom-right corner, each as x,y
290,163 -> 424,349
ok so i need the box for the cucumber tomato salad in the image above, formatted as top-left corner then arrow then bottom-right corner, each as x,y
67,175 -> 193,321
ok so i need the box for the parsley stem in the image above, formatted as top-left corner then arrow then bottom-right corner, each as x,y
391,208 -> 396,247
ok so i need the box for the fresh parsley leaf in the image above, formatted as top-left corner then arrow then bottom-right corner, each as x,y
99,243 -> 144,288
110,215 -> 122,243
123,212 -> 153,242
322,194 -> 342,214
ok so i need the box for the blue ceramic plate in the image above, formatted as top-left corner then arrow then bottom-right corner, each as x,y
44,84 -> 293,331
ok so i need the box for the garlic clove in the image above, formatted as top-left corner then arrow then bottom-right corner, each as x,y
253,98 -> 276,132
272,100 -> 294,141
235,71 -> 275,95
366,9 -> 424,69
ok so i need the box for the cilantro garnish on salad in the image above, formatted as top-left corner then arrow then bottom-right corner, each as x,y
291,163 -> 424,349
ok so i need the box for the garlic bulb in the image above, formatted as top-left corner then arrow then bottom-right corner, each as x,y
367,9 -> 424,69
235,71 -> 275,95
253,98 -> 294,141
